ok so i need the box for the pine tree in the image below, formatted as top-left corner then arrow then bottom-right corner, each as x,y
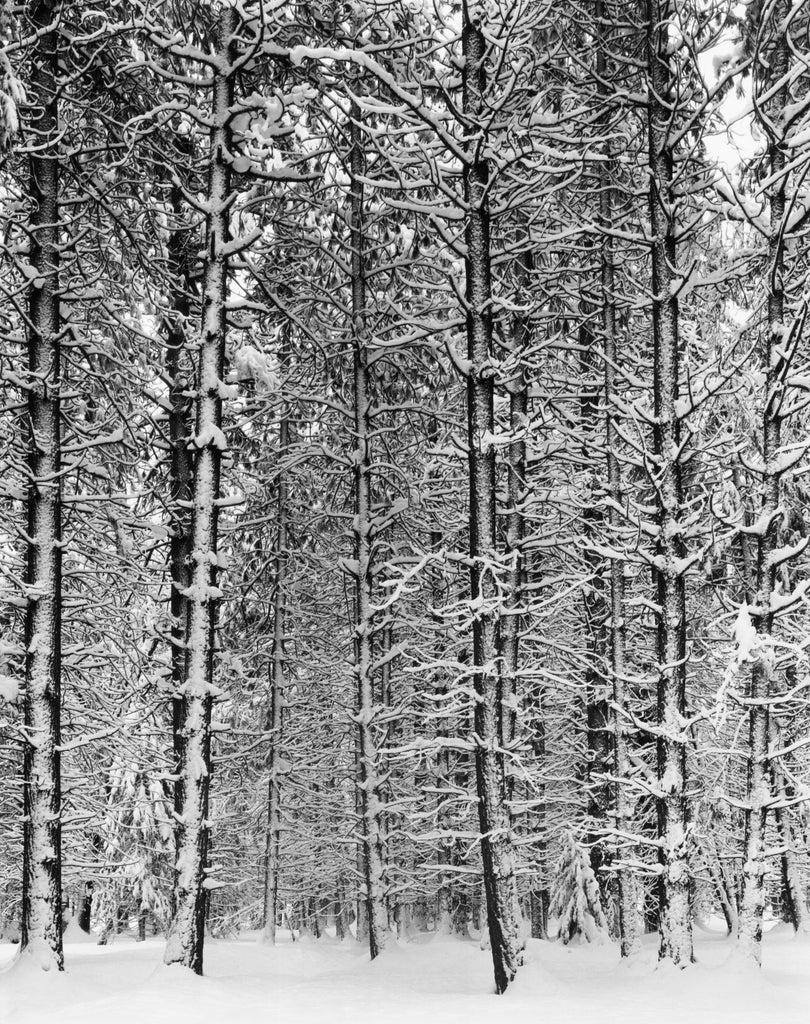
549,832 -> 609,945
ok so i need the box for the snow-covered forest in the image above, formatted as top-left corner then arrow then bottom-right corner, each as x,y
2,0 -> 810,1018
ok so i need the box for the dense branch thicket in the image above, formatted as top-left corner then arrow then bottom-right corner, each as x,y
1,0 -> 810,992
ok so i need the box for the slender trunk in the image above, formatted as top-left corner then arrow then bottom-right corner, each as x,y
773,787 -> 805,933
20,0 -> 64,972
335,878 -> 352,940
579,319 -> 611,878
736,0 -> 788,965
645,0 -> 693,966
501,251 -> 529,784
262,332 -> 291,944
164,10 -> 236,974
348,103 -> 388,959
462,3 -> 522,992
528,681 -> 549,939
501,374 -> 527,745
165,172 -> 194,872
597,0 -> 640,958
428,420 -> 462,935
701,837 -> 737,935
436,726 -> 454,935
770,720 -> 805,932
78,883 -> 93,934
501,252 -> 534,940
602,199 -> 640,960
377,621 -> 395,928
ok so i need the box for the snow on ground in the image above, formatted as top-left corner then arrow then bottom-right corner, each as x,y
1,923 -> 809,1024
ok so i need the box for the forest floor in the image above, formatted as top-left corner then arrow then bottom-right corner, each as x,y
2,919 -> 809,1024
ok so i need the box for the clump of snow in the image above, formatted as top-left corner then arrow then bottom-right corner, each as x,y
0,673 -> 19,703
193,424 -> 228,451
712,603 -> 760,731
733,602 -> 759,666
0,51 -> 25,152
233,346 -> 279,390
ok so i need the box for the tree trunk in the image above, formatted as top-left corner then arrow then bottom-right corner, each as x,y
769,720 -> 806,933
164,9 -> 236,974
262,332 -> 291,945
20,0 -> 64,972
462,4 -> 522,992
645,0 -> 693,967
579,318 -> 612,882
602,211 -> 641,960
500,323 -> 528,790
701,837 -> 737,935
348,102 -> 388,960
597,0 -> 640,958
78,882 -> 93,935
736,0 -> 789,965
165,169 -> 194,864
435,728 -> 454,935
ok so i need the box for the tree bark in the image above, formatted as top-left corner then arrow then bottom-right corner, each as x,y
164,8 -> 237,974
78,882 -> 93,934
262,338 -> 291,944
769,719 -> 806,933
165,170 -> 195,854
701,836 -> 737,935
462,2 -> 522,992
596,0 -> 640,958
736,0 -> 789,965
578,317 -> 612,882
645,0 -> 692,966
20,0 -> 64,972
348,101 -> 388,960
501,249 -> 529,792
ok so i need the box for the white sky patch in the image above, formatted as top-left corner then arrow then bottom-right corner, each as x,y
698,37 -> 760,174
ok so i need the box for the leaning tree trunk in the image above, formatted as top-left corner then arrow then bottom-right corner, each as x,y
348,102 -> 388,960
164,9 -> 236,974
20,0 -> 64,972
262,331 -> 291,944
736,0 -> 790,965
645,0 -> 692,966
462,2 -> 522,993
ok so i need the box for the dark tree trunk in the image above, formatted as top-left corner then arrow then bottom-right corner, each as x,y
262,331 -> 291,944
164,9 -> 237,974
578,320 -> 612,881
737,0 -> 789,964
348,102 -> 388,959
770,717 -> 806,933
21,0 -> 64,973
645,0 -> 693,966
462,4 -> 522,992
596,0 -> 640,956
165,169 -> 194,854
78,882 -> 93,935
